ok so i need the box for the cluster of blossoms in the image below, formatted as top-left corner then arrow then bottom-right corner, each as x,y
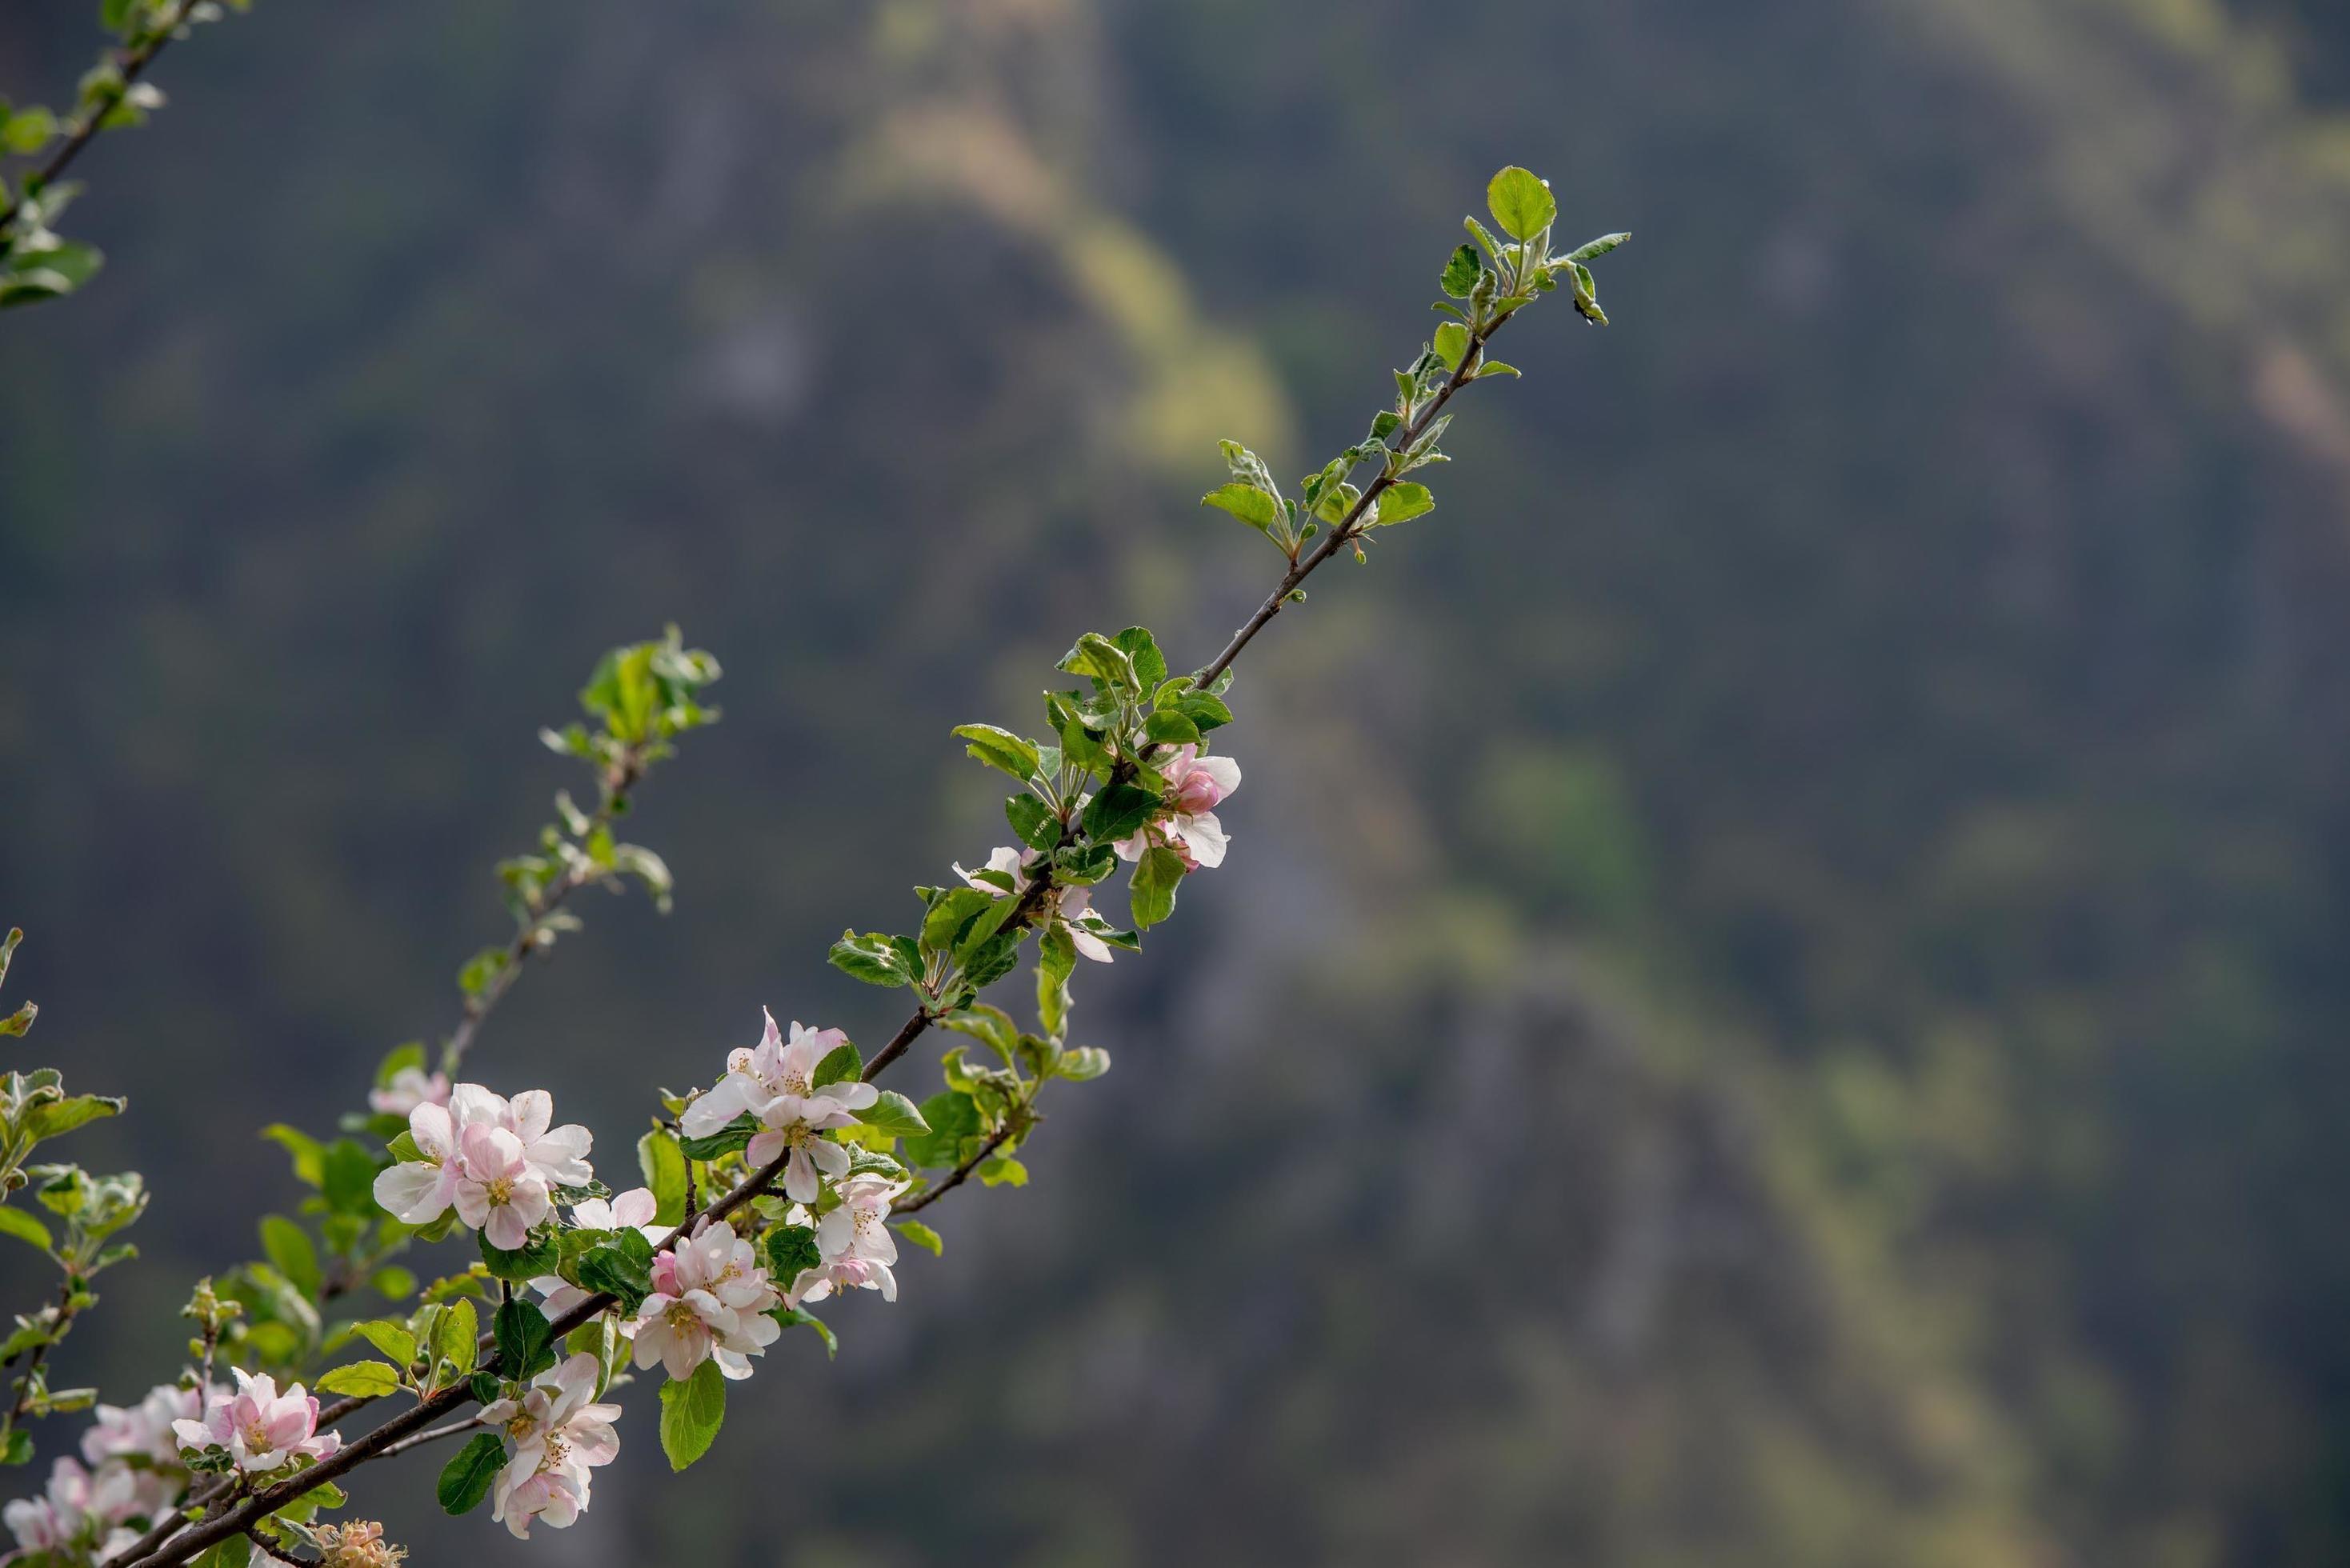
479,1354 -> 621,1539
370,1083 -> 595,1250
3,1383 -> 197,1562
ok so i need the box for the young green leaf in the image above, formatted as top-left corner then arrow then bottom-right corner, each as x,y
1567,231 -> 1631,262
1130,845 -> 1187,931
637,1128 -> 689,1226
351,1320 -> 418,1366
438,1431 -> 506,1514
258,1217 -> 322,1300
659,1358 -> 727,1470
1375,483 -> 1435,526
951,724 -> 1040,782
1440,242 -> 1483,299
314,1360 -> 402,1398
827,931 -> 917,988
1202,482 -> 1282,534
854,1090 -> 932,1138
1433,322 -> 1470,371
494,1298 -> 557,1380
1486,166 -> 1556,242
811,1042 -> 863,1088
895,1219 -> 944,1256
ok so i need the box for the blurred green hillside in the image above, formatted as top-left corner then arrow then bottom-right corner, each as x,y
6,0 -> 2350,1562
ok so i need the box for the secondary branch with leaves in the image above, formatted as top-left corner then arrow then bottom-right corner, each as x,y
0,166 -> 1627,1567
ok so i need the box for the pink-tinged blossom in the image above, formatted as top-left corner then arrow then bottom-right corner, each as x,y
481,1353 -> 620,1541
1113,744 -> 1239,870
2,1456 -> 147,1560
631,1223 -> 783,1382
81,1382 -> 202,1472
491,1466 -> 587,1541
366,1066 -> 449,1118
958,846 -> 1115,963
632,1222 -> 783,1380
450,1123 -> 554,1251
683,1010 -> 875,1204
787,1252 -> 897,1307
816,1174 -> 905,1269
171,1370 -> 339,1474
370,1082 -> 593,1227
683,1011 -> 875,1130
450,1084 -> 595,1187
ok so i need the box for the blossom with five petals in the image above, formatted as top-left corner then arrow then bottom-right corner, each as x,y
481,1353 -> 621,1540
1112,744 -> 1239,870
170,1369 -> 339,1473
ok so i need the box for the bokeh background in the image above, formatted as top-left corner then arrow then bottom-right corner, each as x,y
7,0 -> 2350,1562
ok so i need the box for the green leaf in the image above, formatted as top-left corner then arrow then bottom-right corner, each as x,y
1036,926 -> 1075,1042
903,1091 -> 983,1169
0,1206 -> 52,1253
678,1113 -> 758,1162
258,1217 -> 322,1299
1486,166 -> 1556,242
659,1357 -> 727,1470
1475,361 -> 1521,379
895,1219 -> 943,1256
920,887 -> 999,956
1057,632 -> 1139,692
939,1003 -> 1020,1061
1375,482 -> 1435,526
0,1002 -> 31,1037
314,1360 -> 402,1398
321,1139 -> 380,1217
437,1431 -> 506,1514
828,931 -> 916,988
1130,845 -> 1187,931
370,1266 -> 417,1302
979,1156 -> 1030,1188
1,1427 -> 30,1466
1006,794 -> 1061,851
1201,482 -> 1281,534
1143,710 -> 1200,747
763,1224 -> 820,1281
456,946 -> 510,998
1055,1046 -> 1112,1082
1082,782 -> 1161,842
22,1093 -> 123,1143
351,1319 -> 417,1366
494,1298 -> 557,1380
951,723 -> 1041,782
1112,628 -> 1170,692
478,1228 -> 558,1284
1567,230 -> 1630,262
1433,322 -> 1469,371
1054,842 -> 1119,886
1,108 -> 55,156
854,1090 -> 931,1138
432,1298 -> 478,1378
573,1231 -> 655,1313
1440,242 -> 1482,298
810,1042 -> 863,1089
637,1128 -> 688,1226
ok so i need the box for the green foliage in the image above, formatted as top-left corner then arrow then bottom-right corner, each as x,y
437,1431 -> 506,1514
659,1358 -> 727,1470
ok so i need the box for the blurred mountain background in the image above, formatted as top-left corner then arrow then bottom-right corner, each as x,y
6,0 -> 2350,1562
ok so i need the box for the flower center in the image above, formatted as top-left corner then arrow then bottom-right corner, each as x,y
486,1174 -> 514,1204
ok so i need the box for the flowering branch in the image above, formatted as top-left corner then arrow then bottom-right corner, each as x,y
8,166 -> 1627,1567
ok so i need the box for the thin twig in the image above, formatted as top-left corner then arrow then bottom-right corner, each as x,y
375,1414 -> 485,1460
0,0 -> 202,233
